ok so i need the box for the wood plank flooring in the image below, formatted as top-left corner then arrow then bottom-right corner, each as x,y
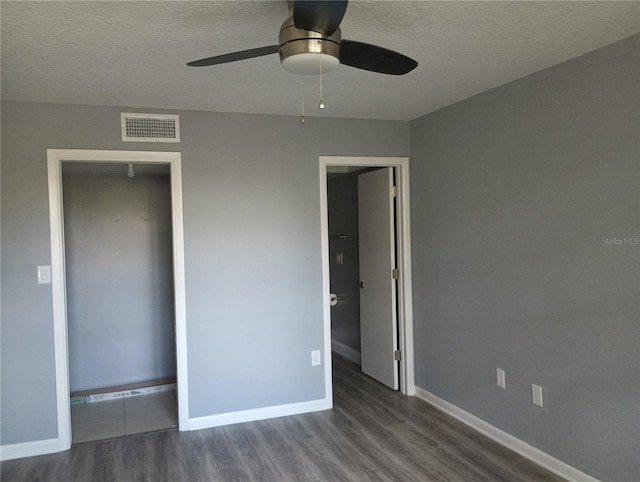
1,355 -> 563,481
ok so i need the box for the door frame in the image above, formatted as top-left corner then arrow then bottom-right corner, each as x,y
319,156 -> 415,396
47,149 -> 189,451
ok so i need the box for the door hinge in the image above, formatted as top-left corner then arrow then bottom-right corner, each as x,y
392,268 -> 399,279
390,185 -> 397,197
394,350 -> 402,361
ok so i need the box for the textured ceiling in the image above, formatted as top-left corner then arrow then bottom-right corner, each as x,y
2,1 -> 638,121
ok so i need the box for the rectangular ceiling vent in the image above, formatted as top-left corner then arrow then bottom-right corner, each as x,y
121,113 -> 180,143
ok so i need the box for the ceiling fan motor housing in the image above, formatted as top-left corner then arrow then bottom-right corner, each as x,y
278,14 -> 341,75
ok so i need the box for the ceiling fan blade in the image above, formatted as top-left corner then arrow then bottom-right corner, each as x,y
340,40 -> 418,75
293,0 -> 348,37
187,45 -> 279,67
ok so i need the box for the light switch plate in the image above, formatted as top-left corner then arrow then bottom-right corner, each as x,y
37,265 -> 51,284
311,350 -> 321,366
496,368 -> 506,389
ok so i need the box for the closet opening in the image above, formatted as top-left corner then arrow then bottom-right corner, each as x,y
62,161 -> 177,443
47,149 -> 188,452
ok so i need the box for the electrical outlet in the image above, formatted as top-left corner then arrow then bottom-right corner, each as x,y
311,350 -> 321,366
496,368 -> 505,389
532,384 -> 543,407
336,253 -> 344,265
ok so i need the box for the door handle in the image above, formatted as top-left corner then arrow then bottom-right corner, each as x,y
360,281 -> 365,289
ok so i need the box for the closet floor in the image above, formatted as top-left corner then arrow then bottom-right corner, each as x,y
71,390 -> 177,444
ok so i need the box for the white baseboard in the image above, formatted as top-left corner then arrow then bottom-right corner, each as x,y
331,339 -> 361,365
72,383 -> 176,404
414,387 -> 598,482
188,397 -> 332,431
0,438 -> 61,461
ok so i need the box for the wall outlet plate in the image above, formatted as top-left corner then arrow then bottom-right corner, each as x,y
532,384 -> 543,407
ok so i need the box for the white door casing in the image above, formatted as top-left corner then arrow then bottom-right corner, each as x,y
319,156 -> 414,396
47,149 -> 189,452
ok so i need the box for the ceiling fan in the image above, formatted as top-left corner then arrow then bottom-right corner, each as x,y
187,0 -> 418,76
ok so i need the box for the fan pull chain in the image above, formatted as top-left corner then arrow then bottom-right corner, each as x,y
319,54 -> 325,110
300,75 -> 305,124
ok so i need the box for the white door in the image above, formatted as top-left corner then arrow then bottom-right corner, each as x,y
358,168 -> 398,389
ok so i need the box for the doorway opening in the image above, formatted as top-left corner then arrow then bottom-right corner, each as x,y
62,161 -> 177,443
47,149 -> 189,452
319,156 -> 414,397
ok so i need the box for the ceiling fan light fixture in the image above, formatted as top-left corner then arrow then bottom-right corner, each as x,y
282,52 -> 339,76
278,15 -> 341,76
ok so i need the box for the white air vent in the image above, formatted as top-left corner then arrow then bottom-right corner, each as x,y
121,113 -> 180,143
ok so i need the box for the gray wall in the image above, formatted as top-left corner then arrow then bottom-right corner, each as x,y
63,174 -> 175,392
0,101 -> 409,444
410,34 -> 639,481
327,174 -> 361,352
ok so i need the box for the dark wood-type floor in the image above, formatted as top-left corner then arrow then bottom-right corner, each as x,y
2,355 -> 563,481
